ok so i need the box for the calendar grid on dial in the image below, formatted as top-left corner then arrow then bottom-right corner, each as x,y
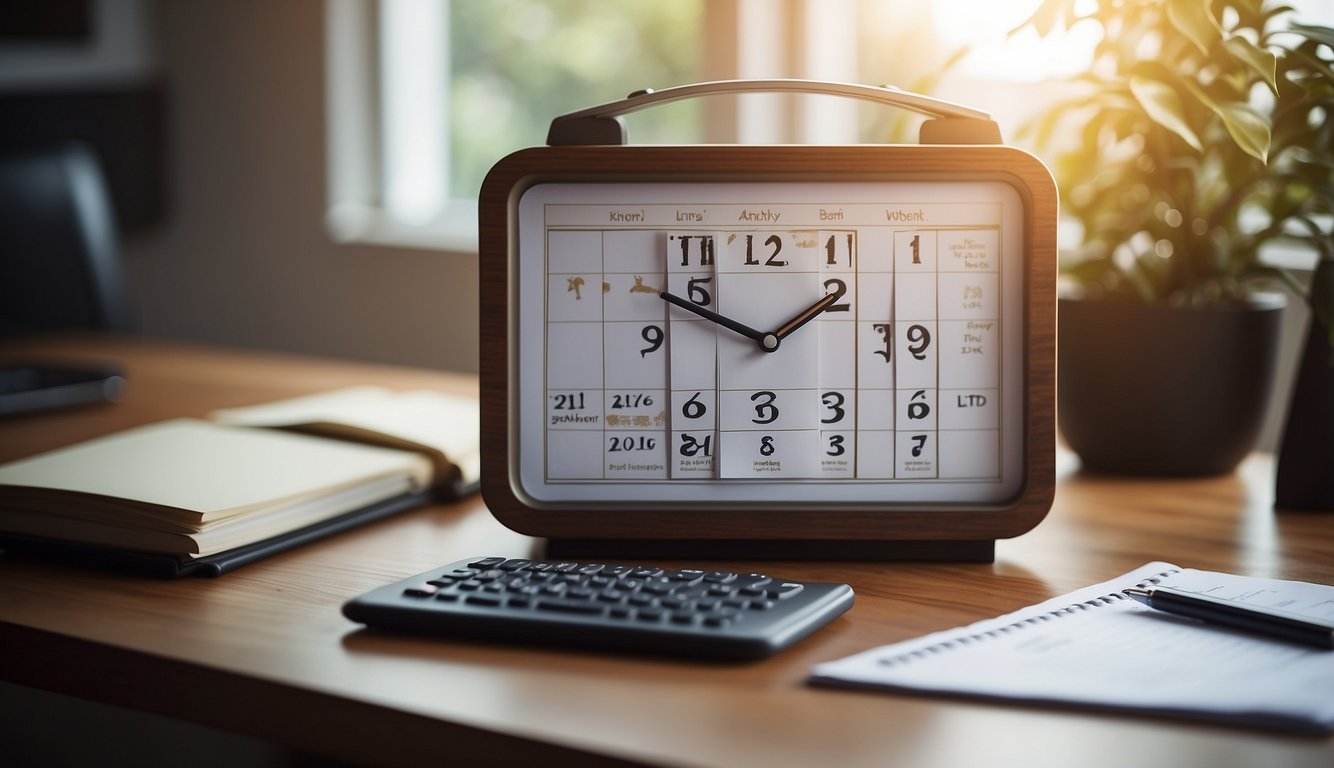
541,201 -> 1007,484
715,230 -> 823,479
666,232 -> 719,479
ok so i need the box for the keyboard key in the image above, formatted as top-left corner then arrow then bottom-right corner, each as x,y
767,583 -> 805,600
468,557 -> 506,569
536,598 -> 606,616
642,578 -> 675,595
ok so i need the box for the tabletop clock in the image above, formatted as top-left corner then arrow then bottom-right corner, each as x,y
479,81 -> 1056,561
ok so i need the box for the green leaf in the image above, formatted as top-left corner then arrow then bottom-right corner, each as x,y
1182,80 -> 1272,163
1216,102 -> 1272,163
1289,46 -> 1334,85
1129,77 -> 1203,151
1166,0 -> 1222,56
1289,23 -> 1334,51
1223,36 -> 1278,95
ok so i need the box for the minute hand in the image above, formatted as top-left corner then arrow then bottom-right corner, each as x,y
659,291 -> 779,351
773,293 -> 839,341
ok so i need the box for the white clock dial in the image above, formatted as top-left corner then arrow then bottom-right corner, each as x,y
521,182 -> 1022,506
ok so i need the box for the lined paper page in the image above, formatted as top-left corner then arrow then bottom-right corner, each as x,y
809,563 -> 1334,733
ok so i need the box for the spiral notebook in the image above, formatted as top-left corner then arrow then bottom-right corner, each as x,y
809,562 -> 1334,733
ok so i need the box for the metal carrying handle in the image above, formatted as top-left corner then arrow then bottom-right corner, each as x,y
546,79 -> 1001,146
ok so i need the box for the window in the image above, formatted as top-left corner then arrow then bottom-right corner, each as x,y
326,0 -> 710,252
327,0 -> 1334,255
327,0 -> 867,252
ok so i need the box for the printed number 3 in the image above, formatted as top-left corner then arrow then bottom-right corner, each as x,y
751,391 -> 778,424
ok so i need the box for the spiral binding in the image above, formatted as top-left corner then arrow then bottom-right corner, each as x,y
877,567 -> 1181,668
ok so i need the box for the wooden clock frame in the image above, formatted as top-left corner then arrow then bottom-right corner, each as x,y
478,82 -> 1056,561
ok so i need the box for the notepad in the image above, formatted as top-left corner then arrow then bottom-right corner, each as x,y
0,419 -> 434,557
0,387 -> 482,575
211,386 -> 480,498
809,562 -> 1334,733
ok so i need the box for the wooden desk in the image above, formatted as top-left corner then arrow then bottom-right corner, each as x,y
1,335 -> 1331,767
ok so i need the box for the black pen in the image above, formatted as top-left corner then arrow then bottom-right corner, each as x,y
1124,586 -> 1334,649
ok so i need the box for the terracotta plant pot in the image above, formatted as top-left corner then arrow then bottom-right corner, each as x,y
1058,295 -> 1284,476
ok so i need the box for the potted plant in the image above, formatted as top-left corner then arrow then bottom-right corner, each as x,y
1011,0 -> 1334,476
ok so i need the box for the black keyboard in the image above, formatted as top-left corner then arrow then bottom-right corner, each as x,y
343,556 -> 855,660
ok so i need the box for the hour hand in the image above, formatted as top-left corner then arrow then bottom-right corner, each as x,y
659,291 -> 780,351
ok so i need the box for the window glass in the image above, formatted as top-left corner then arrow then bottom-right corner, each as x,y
448,0 -> 704,198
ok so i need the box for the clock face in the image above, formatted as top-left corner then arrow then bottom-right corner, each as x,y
513,181 -> 1027,507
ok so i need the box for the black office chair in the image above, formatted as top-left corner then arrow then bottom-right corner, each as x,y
0,143 -> 132,339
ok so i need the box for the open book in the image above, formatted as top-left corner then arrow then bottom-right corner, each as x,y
210,386 -> 480,499
0,387 -> 479,575
809,563 -> 1334,733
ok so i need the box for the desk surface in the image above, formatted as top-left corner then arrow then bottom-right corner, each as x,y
1,335 -> 1331,767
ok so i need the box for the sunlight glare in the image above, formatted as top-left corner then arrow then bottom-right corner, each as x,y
931,0 -> 1100,81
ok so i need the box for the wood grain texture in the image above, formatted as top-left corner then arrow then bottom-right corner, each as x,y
2,336 -> 1330,768
479,145 -> 1057,545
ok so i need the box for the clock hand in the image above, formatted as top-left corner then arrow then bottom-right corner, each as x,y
660,291 -> 780,352
772,293 -> 839,341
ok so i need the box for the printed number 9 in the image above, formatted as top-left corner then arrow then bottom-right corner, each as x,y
640,325 -> 664,357
907,324 -> 931,360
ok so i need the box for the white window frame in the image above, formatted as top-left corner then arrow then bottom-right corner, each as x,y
324,0 -> 859,253
326,0 -> 477,252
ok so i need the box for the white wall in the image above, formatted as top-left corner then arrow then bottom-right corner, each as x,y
123,0 -> 479,373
